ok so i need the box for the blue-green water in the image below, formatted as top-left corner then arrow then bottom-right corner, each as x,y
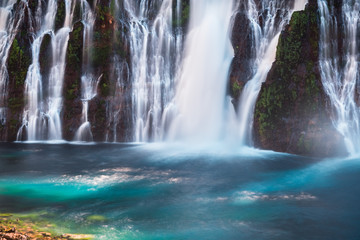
0,143 -> 359,239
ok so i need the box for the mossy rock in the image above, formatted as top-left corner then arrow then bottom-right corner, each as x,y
85,215 -> 107,222
253,2 -> 345,157
8,38 -> 31,88
55,0 -> 66,31
6,34 -> 31,141
172,0 -> 190,29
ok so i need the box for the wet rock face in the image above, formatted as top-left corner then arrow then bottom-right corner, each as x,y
228,4 -> 253,108
0,2 -> 34,141
63,21 -> 84,141
5,36 -> 32,142
253,0 -> 346,157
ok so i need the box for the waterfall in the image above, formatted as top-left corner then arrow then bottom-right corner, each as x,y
18,0 -> 77,141
167,0 -> 236,142
124,0 -> 180,142
236,0 -> 307,146
74,0 -> 98,142
0,0 -> 25,127
318,0 -> 360,156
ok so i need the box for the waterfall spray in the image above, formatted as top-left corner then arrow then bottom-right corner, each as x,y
167,0 -> 236,142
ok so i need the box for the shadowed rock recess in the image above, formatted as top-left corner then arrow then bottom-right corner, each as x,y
0,0 -> 354,157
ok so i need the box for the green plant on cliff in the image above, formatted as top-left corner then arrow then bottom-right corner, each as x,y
173,1 -> 190,28
276,11 -> 307,65
66,23 -> 83,67
8,38 -> 30,87
231,81 -> 243,98
55,0 -> 65,31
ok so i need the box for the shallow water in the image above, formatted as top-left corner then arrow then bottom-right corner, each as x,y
0,143 -> 359,239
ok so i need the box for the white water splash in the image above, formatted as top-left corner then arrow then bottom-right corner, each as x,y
167,0 -> 236,142
318,0 -> 360,156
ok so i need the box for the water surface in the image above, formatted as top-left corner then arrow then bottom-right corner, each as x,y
0,143 -> 359,239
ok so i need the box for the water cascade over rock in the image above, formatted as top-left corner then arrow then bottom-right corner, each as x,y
318,0 -> 360,156
235,0 -> 306,145
74,0 -> 98,142
0,0 -> 29,140
17,0 -> 77,141
124,0 -> 183,142
0,0 -> 357,157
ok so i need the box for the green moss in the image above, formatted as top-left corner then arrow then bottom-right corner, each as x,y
91,44 -> 111,67
66,83 -> 78,101
86,215 -> 107,222
231,81 -> 243,97
173,0 -> 190,28
110,0 -> 116,16
97,5 -> 110,23
100,82 -> 109,97
255,83 -> 284,139
66,23 -> 83,67
276,11 -> 307,65
55,0 -> 65,31
8,38 -> 30,87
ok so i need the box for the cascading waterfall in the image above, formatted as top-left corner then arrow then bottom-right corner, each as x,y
0,0 -> 26,126
318,0 -> 360,156
1,0 -> 354,155
167,0 -> 236,142
236,0 -> 307,145
74,0 -> 98,142
124,0 -> 181,142
18,0 -> 76,141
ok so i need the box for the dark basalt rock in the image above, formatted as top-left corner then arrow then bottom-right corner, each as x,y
228,5 -> 253,109
253,0 -> 346,157
39,33 -> 52,100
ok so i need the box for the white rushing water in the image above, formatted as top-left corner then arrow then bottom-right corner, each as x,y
0,0 -> 25,126
18,0 -> 77,141
318,0 -> 360,156
236,0 -> 307,145
124,0 -> 181,142
167,0 -> 236,142
74,0 -> 98,142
